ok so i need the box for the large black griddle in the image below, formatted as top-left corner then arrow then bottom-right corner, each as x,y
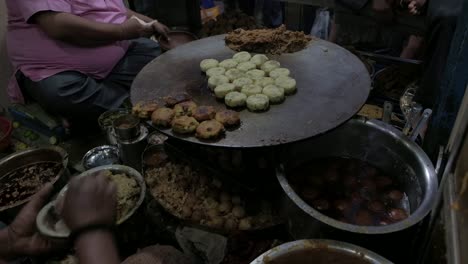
131,35 -> 371,148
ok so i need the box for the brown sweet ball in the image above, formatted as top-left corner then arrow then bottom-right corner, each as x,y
355,209 -> 374,226
312,199 -> 330,211
301,188 -> 320,201
387,190 -> 404,201
215,110 -> 241,127
368,200 -> 385,213
334,200 -> 351,213
193,106 -> 217,122
387,208 -> 409,221
174,101 -> 198,117
151,107 -> 175,127
375,176 -> 393,188
232,206 -> 246,218
195,120 -> 225,140
171,116 -> 199,134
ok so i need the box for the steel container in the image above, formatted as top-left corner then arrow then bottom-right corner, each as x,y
251,239 -> 392,264
277,118 -> 437,262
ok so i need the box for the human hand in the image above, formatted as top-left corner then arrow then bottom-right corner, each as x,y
61,173 -> 117,232
407,0 -> 427,15
7,183 -> 59,256
120,17 -> 154,40
152,21 -> 170,40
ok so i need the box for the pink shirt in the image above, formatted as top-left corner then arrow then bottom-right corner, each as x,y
6,0 -> 131,103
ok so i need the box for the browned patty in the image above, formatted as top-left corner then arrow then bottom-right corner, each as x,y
151,107 -> 175,127
174,101 -> 198,117
193,106 -> 216,122
215,110 -> 241,127
163,93 -> 192,107
196,120 -> 225,139
132,101 -> 159,119
172,116 -> 199,134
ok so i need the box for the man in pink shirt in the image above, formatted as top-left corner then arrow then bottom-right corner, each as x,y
6,0 -> 169,125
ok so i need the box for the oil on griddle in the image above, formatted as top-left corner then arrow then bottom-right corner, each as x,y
0,161 -> 62,208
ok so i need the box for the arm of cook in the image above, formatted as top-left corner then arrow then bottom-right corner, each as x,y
15,0 -> 151,47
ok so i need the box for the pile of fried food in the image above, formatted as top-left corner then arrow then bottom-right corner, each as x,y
199,10 -> 260,38
145,161 -> 276,232
200,51 -> 297,112
133,94 -> 241,140
225,25 -> 312,55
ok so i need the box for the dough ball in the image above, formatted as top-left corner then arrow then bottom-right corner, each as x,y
225,91 -> 247,108
206,67 -> 226,77
174,101 -> 198,117
215,110 -> 241,127
151,107 -> 175,127
263,85 -> 285,104
275,76 -> 297,95
250,54 -> 269,67
241,84 -> 263,97
181,206 -> 192,218
211,217 -> 225,229
192,106 -> 216,122
219,59 -> 239,69
195,120 -> 225,140
214,83 -> 236,99
261,60 -> 281,73
208,75 -> 230,90
254,77 -> 275,87
269,68 -> 291,79
238,218 -> 252,230
225,69 -> 245,82
233,51 -> 252,63
207,208 -> 219,218
237,62 -> 256,72
171,116 -> 199,134
200,59 -> 219,72
232,206 -> 246,218
233,77 -> 253,91
246,94 -> 270,112
246,69 -> 266,80
192,211 -> 203,222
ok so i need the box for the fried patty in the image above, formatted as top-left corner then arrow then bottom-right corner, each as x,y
196,120 -> 225,139
151,107 -> 175,127
174,101 -> 198,117
171,116 -> 199,134
193,106 -> 216,122
163,93 -> 192,107
215,110 -> 241,127
132,101 -> 159,119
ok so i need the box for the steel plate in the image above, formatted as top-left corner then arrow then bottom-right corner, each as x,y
131,35 -> 371,148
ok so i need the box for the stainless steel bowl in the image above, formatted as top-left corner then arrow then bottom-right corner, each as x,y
36,165 -> 146,239
0,146 -> 69,214
277,118 -> 438,262
98,109 -> 131,145
82,145 -> 121,170
250,239 -> 392,264
113,114 -> 140,141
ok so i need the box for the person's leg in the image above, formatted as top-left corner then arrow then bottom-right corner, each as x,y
19,71 -> 129,124
105,38 -> 161,89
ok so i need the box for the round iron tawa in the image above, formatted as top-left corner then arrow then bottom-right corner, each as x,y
131,35 -> 371,148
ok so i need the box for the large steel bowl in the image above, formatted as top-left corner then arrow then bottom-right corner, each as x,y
0,146 -> 69,214
251,239 -> 392,264
277,118 -> 437,261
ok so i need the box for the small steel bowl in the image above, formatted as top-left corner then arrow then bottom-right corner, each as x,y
82,145 -> 120,170
113,115 -> 140,141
